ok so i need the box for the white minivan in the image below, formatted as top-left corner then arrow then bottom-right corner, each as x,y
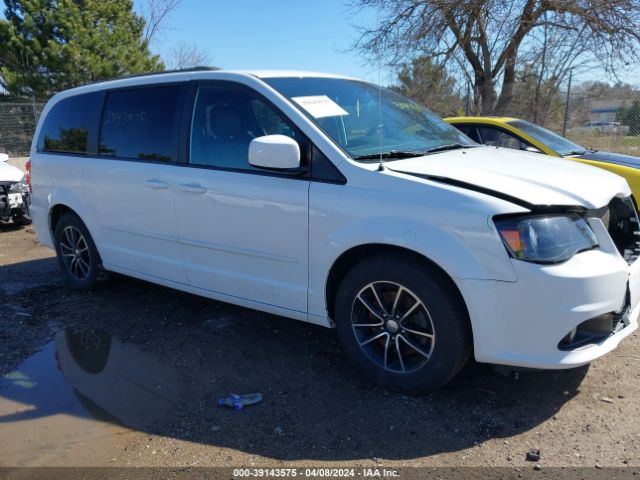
30,69 -> 640,392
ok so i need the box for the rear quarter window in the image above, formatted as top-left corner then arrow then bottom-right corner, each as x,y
37,93 -> 102,154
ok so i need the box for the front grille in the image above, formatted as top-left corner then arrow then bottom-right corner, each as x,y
597,196 -> 640,264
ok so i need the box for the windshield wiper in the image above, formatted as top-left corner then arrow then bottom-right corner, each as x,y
354,144 -> 477,161
422,143 -> 475,154
353,150 -> 427,161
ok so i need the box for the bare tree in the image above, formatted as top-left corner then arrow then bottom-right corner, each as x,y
165,42 -> 215,70
507,16 -> 595,123
352,0 -> 640,115
141,0 -> 182,43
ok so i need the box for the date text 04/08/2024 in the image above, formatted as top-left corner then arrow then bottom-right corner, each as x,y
232,468 -> 400,478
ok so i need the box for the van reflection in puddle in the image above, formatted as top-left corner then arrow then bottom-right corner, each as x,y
1,329 -> 189,431
57,328 -> 190,429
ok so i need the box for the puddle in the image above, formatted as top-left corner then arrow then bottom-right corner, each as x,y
0,328 -> 210,465
0,334 -> 127,465
0,317 -> 592,465
1,342 -> 93,424
1,329 -> 196,432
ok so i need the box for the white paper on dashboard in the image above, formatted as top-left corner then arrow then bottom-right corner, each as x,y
291,95 -> 349,118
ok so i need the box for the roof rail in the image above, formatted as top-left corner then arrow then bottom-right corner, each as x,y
107,66 -> 219,82
67,66 -> 219,89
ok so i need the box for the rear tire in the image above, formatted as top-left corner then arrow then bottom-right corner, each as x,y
334,253 -> 471,394
54,212 -> 108,290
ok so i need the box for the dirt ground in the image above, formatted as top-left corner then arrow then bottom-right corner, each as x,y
1,223 -> 640,473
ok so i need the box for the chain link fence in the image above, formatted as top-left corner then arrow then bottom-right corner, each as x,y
562,85 -> 640,157
0,101 -> 45,157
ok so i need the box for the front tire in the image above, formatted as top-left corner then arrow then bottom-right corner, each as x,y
334,253 -> 471,394
54,213 -> 108,290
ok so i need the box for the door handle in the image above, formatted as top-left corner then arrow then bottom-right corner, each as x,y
178,183 -> 207,194
144,179 -> 169,190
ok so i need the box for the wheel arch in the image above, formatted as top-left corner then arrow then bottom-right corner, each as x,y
49,203 -> 101,257
49,203 -> 76,237
325,244 -> 472,335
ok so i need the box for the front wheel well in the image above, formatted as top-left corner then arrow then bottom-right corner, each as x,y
325,244 -> 470,324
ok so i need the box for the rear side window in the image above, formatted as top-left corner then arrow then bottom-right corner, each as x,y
99,85 -> 180,161
38,93 -> 101,154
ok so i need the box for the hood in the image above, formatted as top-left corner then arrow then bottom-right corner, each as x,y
573,150 -> 640,170
0,161 -> 25,183
385,146 -> 630,210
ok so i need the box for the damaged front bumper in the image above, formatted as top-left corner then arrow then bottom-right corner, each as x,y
457,249 -> 639,369
0,182 -> 30,221
458,195 -> 640,369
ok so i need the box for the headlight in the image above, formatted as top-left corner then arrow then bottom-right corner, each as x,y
494,214 -> 598,264
8,175 -> 28,194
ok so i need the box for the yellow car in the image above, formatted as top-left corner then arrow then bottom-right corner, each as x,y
445,116 -> 640,200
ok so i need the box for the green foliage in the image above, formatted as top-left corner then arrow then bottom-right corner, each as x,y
43,127 -> 87,152
616,101 -> 640,136
391,57 -> 462,117
0,0 -> 164,100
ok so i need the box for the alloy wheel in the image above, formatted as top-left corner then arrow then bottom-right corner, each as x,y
59,225 -> 92,281
351,281 -> 436,373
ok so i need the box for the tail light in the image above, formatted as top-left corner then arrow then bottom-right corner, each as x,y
25,159 -> 32,192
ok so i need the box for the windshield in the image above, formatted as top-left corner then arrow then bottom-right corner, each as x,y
264,77 -> 475,160
508,120 -> 586,156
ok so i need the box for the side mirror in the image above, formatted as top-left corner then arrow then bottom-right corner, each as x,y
524,146 -> 542,154
249,135 -> 300,170
0,153 -> 8,162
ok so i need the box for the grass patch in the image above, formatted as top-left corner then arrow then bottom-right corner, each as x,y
566,134 -> 640,156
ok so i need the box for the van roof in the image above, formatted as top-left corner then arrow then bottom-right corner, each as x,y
47,68 -> 358,100
103,67 -> 356,80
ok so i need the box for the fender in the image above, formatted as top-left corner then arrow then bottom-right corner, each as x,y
307,214 -> 518,318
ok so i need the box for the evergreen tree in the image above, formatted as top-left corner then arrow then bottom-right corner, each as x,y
392,57 -> 463,117
0,0 -> 164,100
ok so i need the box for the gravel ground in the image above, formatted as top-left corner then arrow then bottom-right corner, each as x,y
1,224 -> 640,473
